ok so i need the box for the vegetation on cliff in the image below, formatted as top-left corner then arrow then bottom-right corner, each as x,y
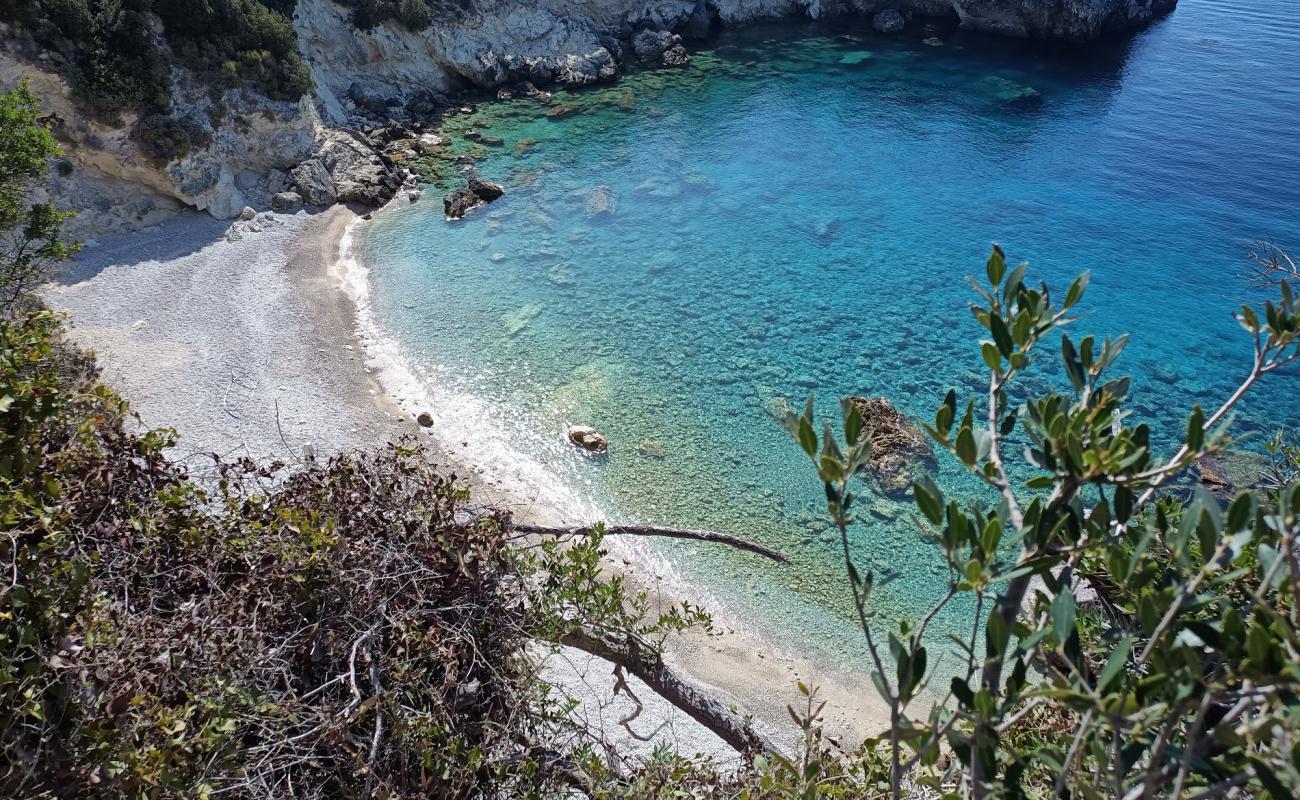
0,0 -> 313,118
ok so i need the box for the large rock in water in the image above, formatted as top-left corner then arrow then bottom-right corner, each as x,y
873,9 -> 906,34
951,0 -> 1178,40
443,176 -> 505,219
632,29 -> 690,66
848,396 -> 937,497
567,425 -> 609,453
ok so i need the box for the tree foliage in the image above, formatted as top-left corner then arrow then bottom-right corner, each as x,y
0,83 -> 78,310
1,0 -> 313,118
782,245 -> 1300,798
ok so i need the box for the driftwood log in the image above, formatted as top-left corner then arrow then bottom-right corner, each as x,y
514,520 -> 785,753
559,627 -> 768,754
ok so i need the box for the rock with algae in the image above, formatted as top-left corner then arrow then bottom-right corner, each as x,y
848,396 -> 937,497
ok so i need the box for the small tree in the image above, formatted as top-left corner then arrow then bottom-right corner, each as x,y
0,82 -> 78,312
788,246 -> 1300,798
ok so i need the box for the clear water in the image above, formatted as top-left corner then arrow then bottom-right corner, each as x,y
356,0 -> 1300,673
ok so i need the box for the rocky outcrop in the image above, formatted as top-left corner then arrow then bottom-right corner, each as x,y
950,0 -> 1178,40
873,9 -> 906,33
847,396 -> 937,497
567,425 -> 609,453
316,129 -> 403,206
632,29 -> 690,66
2,0 -> 1177,233
444,175 -> 506,219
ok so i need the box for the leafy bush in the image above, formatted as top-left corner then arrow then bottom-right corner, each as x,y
340,0 -> 436,31
0,306 -> 724,797
0,83 -> 78,308
130,113 -> 212,165
782,246 -> 1300,798
1,0 -> 313,118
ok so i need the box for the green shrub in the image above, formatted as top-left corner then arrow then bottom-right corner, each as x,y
1,0 -> 313,118
341,0 -> 436,32
130,113 -> 212,164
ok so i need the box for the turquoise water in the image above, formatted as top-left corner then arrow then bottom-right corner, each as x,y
358,1 -> 1300,672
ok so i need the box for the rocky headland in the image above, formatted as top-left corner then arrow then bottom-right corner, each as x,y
3,0 -> 1176,235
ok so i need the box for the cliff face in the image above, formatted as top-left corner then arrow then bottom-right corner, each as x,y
949,0 -> 1178,39
1,0 -> 1177,234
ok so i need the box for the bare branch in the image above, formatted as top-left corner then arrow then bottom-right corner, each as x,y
559,626 -> 770,754
512,522 -> 790,564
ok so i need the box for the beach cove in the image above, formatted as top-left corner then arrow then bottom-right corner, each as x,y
43,0 -> 1300,763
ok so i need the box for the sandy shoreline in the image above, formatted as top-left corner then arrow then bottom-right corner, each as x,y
48,202 -> 889,761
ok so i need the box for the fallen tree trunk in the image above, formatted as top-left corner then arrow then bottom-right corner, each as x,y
513,523 -> 789,564
558,626 -> 770,754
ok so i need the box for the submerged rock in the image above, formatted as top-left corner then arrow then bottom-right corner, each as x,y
546,104 -> 582,120
568,425 -> 609,453
501,302 -> 542,335
847,396 -> 937,497
637,439 -> 666,459
873,9 -> 905,34
584,185 -> 616,219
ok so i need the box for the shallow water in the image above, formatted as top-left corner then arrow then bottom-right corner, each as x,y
357,0 -> 1300,673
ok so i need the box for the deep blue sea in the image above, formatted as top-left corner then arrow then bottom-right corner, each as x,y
356,0 -> 1300,671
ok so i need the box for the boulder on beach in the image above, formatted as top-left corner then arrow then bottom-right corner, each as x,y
847,396 -> 936,497
567,425 -> 609,453
271,191 -> 304,212
416,411 -> 434,428
291,158 -> 336,206
873,9 -> 905,34
239,206 -> 256,221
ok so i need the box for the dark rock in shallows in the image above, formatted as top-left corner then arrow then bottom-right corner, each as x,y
661,44 -> 690,67
873,9 -> 905,34
632,28 -> 690,66
567,425 -> 609,453
271,191 -> 303,212
469,177 -> 504,202
632,29 -> 676,62
444,188 -> 482,220
444,177 -> 505,219
847,396 -> 937,498
416,411 -> 434,428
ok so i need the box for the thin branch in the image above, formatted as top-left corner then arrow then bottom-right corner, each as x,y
512,522 -> 789,564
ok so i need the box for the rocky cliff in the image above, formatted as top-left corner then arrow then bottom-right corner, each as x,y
1,0 -> 1177,234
